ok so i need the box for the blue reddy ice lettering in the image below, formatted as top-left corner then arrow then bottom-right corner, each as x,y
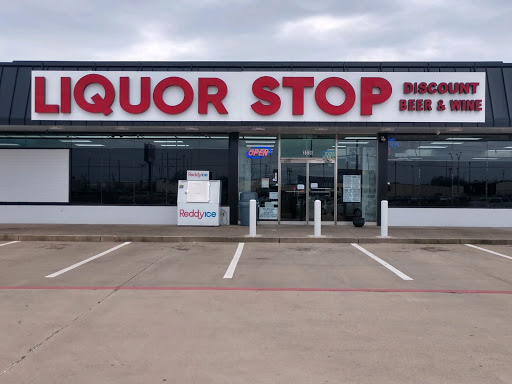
179,209 -> 216,219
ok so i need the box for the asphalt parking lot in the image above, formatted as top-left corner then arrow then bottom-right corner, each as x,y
1,240 -> 512,383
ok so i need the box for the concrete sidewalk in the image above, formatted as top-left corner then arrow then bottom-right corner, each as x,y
0,224 -> 511,244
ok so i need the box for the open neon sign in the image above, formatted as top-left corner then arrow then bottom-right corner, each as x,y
246,146 -> 272,159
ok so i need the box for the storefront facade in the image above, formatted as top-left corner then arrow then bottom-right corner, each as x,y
0,61 -> 510,226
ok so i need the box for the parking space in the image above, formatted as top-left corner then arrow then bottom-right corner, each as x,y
228,243 -> 410,289
124,242 -> 240,287
42,242 -> 180,287
0,242 -> 128,287
0,241 -> 242,288
359,243 -> 512,291
1,240 -> 511,291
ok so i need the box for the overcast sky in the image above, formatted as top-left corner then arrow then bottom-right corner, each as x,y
1,0 -> 511,63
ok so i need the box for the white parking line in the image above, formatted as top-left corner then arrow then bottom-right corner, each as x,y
0,241 -> 19,247
464,244 -> 512,261
45,242 -> 131,278
351,243 -> 413,281
223,243 -> 245,279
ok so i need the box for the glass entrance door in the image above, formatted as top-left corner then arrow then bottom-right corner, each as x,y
308,161 -> 335,222
281,162 -> 307,221
280,159 -> 335,223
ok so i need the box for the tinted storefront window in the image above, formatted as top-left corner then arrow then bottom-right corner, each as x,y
337,137 -> 377,222
70,136 -> 229,205
0,135 -> 229,206
388,136 -> 512,208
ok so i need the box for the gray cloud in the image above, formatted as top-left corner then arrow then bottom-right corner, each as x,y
1,0 -> 511,62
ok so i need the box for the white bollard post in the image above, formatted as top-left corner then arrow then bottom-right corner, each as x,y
381,200 -> 389,238
314,200 -> 321,237
249,199 -> 257,237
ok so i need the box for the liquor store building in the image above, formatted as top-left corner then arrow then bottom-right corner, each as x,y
0,61 -> 511,227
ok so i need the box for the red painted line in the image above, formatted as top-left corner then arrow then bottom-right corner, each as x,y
0,286 -> 511,294
0,286 -> 117,290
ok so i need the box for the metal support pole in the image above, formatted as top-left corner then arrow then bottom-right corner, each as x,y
249,199 -> 257,237
314,200 -> 321,237
381,200 -> 389,238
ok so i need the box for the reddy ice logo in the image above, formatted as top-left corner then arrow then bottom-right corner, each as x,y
179,209 -> 217,219
187,170 -> 209,180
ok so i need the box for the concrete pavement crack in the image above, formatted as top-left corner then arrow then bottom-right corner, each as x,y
112,246 -> 172,289
0,288 -> 115,377
0,245 -> 175,377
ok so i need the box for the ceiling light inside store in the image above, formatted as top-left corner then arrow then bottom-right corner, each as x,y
344,137 -> 376,140
59,139 -> 92,143
246,144 -> 274,148
445,137 -> 481,141
161,144 -> 190,147
487,149 -> 512,152
0,143 -> 19,146
175,136 -> 199,139
245,141 -> 276,144
74,144 -> 105,147
472,157 -> 498,160
243,136 -> 277,139
153,140 -> 183,143
417,146 -> 447,149
337,141 -> 369,145
431,142 -> 463,145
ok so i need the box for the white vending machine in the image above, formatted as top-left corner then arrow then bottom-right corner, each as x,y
177,171 -> 221,226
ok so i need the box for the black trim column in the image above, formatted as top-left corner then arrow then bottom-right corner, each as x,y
376,133 -> 388,226
228,132 -> 239,225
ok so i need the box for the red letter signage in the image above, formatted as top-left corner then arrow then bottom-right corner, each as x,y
153,77 -> 194,114
360,77 -> 392,115
73,74 -> 115,116
251,76 -> 281,115
198,78 -> 228,114
282,77 -> 314,115
314,77 -> 356,115
120,77 -> 151,114
34,77 -> 59,113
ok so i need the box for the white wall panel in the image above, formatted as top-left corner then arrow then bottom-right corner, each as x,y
389,208 -> 512,227
0,205 -> 231,225
0,149 -> 69,203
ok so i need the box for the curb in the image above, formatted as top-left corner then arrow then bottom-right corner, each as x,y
17,234 -> 103,242
100,235 -> 184,243
2,234 -> 512,245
